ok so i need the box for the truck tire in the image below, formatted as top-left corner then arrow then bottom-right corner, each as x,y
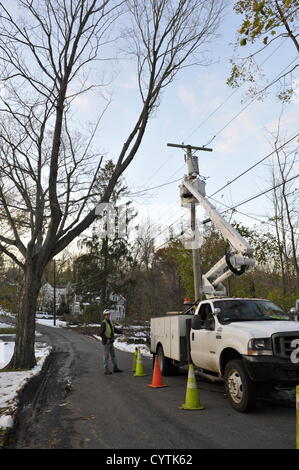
157,345 -> 179,376
224,359 -> 256,413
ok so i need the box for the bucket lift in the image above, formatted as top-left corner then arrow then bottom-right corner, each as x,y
169,142 -> 256,297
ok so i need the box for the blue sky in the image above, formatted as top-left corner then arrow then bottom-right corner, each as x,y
71,2 -> 298,249
6,1 -> 297,250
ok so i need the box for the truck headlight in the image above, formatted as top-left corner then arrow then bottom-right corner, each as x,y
248,338 -> 273,356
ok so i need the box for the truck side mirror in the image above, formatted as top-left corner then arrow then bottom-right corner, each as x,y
191,315 -> 203,330
204,318 -> 215,330
213,307 -> 221,316
290,307 -> 299,321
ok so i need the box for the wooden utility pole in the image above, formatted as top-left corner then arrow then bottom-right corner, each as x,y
167,143 -> 212,301
191,201 -> 202,301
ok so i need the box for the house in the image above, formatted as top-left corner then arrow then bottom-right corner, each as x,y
39,282 -> 66,312
96,293 -> 126,322
109,293 -> 126,322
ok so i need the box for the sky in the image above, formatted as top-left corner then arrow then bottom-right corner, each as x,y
2,1 -> 299,255
69,2 -> 299,250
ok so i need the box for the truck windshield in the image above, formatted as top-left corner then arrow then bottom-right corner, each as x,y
214,299 -> 289,324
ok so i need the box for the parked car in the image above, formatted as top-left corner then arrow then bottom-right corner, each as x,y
35,311 -> 51,319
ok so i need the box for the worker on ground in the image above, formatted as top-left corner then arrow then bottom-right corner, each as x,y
100,309 -> 123,375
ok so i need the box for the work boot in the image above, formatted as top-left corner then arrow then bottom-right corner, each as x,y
104,370 -> 112,375
113,367 -> 123,373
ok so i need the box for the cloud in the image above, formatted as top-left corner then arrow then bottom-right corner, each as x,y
177,87 -> 200,115
117,73 -> 138,90
214,110 -> 261,155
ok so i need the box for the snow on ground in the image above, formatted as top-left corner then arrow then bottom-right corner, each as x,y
0,322 -> 15,330
36,318 -> 67,327
93,335 -> 151,358
0,311 -> 57,429
0,342 -> 51,429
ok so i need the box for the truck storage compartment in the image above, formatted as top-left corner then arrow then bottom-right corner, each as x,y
150,314 -> 193,362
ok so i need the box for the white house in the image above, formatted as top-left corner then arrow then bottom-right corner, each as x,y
96,293 -> 126,322
109,293 -> 126,322
39,282 -> 66,311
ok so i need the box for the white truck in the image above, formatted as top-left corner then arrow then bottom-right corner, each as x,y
150,147 -> 299,412
151,297 -> 299,412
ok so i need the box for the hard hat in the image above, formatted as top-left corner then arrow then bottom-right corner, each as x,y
103,309 -> 111,315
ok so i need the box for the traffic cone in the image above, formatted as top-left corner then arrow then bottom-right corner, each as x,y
180,364 -> 204,410
132,347 -> 139,372
147,356 -> 168,388
134,349 -> 147,377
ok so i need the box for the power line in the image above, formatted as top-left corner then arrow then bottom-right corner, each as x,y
127,53 -> 298,215
136,58 -> 298,223
127,56 -> 298,240
153,173 -> 299,248
127,177 -> 181,197
204,56 -> 298,147
209,132 -> 299,198
218,173 -> 299,214
210,194 -> 299,238
186,38 -> 289,140
140,135 -> 299,249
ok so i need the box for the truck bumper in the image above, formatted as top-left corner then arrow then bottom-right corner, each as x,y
242,355 -> 299,385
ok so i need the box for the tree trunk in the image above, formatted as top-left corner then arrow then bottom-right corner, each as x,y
101,236 -> 109,308
4,263 -> 42,370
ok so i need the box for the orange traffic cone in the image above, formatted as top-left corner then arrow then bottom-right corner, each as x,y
147,356 -> 168,388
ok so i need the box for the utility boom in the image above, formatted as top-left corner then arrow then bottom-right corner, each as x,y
181,176 -> 255,297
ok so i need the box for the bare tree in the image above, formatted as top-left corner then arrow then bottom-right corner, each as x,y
0,0 -> 224,369
267,114 -> 299,291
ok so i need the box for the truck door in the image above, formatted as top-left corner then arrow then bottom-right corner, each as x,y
190,302 -> 218,372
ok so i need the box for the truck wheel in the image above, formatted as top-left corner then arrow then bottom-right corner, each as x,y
157,346 -> 179,376
224,359 -> 256,413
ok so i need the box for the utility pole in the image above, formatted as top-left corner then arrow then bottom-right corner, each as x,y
191,201 -> 201,301
167,143 -> 212,302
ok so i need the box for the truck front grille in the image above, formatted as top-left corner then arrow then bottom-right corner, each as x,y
272,332 -> 299,359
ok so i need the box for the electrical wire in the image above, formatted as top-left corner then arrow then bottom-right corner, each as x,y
153,172 -> 299,248
209,132 -> 299,198
186,37 -> 289,140
203,56 -> 298,147
127,177 -> 181,197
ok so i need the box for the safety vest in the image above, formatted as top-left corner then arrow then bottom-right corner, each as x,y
103,319 -> 114,339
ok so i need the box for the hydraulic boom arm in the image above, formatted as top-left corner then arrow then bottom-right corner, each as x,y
181,179 -> 255,296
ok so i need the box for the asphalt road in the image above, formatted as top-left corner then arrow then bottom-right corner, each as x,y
4,323 -> 297,450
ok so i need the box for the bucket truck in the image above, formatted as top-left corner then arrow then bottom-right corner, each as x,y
150,146 -> 299,412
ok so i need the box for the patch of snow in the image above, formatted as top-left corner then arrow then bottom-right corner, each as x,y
93,335 -> 152,358
0,414 -> 13,429
0,323 -> 14,329
0,329 -> 51,429
36,318 -> 67,327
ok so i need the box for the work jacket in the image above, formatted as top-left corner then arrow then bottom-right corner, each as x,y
100,319 -> 115,344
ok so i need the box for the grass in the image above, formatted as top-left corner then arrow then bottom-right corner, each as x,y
0,328 -> 16,334
0,407 -> 12,448
0,427 -> 7,448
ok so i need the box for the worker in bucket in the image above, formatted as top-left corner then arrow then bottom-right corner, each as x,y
100,309 -> 123,375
